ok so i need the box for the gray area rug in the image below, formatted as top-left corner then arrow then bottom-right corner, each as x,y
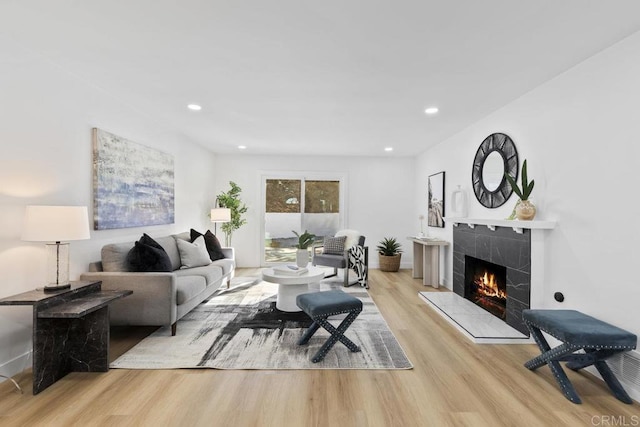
111,278 -> 412,370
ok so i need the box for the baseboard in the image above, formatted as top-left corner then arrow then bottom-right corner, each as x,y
0,350 -> 31,383
368,262 -> 413,269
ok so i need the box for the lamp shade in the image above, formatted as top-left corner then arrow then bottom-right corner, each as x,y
210,208 -> 231,223
22,205 -> 91,242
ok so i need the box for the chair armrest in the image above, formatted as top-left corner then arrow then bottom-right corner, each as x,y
312,244 -> 324,256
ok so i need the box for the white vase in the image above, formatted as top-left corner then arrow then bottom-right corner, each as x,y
296,249 -> 309,268
451,185 -> 468,217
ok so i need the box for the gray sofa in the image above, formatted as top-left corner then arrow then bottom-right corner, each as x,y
80,232 -> 235,336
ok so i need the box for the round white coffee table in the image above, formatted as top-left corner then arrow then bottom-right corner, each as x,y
262,266 -> 325,312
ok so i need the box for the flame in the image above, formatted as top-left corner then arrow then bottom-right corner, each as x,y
474,271 -> 506,299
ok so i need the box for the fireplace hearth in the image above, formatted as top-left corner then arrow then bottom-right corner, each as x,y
464,256 -> 507,319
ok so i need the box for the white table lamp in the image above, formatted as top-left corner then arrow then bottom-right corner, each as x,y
22,205 -> 91,291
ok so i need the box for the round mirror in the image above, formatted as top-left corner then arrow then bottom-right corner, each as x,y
472,133 -> 518,208
481,151 -> 505,192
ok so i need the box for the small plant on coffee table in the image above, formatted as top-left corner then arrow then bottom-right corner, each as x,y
293,230 -> 316,267
293,230 -> 316,249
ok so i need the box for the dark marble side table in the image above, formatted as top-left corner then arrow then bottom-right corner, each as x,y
0,281 -> 132,394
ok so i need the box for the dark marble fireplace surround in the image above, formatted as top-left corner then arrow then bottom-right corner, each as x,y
453,224 -> 531,335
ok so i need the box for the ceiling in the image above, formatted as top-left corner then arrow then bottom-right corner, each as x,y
2,1 -> 640,157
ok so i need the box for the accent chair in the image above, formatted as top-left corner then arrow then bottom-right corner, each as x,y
312,229 -> 368,288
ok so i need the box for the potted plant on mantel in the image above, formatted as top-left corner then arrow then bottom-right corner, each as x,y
377,237 -> 403,272
505,159 -> 536,220
292,230 -> 316,267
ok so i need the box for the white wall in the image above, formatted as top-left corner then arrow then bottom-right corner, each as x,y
0,37 -> 217,378
213,154 -> 415,268
416,31 -> 640,338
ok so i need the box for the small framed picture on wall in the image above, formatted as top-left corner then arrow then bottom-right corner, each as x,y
428,171 -> 445,228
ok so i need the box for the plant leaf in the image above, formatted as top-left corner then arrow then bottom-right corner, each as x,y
524,180 -> 535,199
522,159 -> 528,189
504,173 -> 523,199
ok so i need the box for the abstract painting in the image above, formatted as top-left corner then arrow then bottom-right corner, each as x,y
93,128 -> 174,230
428,171 -> 445,228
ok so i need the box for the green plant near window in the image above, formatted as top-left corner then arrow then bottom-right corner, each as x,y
293,230 -> 316,249
216,181 -> 248,246
376,237 -> 402,256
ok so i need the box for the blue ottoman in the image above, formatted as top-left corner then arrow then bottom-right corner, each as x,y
296,290 -> 362,363
522,309 -> 637,404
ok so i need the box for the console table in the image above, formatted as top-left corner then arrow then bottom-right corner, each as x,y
407,237 -> 449,288
0,281 -> 131,394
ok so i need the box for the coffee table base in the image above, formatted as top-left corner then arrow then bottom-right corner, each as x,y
276,283 -> 309,312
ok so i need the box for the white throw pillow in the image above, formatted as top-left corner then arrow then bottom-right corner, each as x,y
335,229 -> 361,250
176,235 -> 212,268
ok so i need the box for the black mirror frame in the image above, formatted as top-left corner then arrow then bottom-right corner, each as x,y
471,133 -> 518,208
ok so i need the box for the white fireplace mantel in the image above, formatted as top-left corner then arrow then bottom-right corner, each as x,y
443,217 -> 557,234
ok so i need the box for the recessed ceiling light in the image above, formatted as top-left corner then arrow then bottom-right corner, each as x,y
424,107 -> 439,115
238,145 -> 247,150
384,147 -> 393,152
187,104 -> 202,111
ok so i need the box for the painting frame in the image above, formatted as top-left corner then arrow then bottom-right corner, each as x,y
93,128 -> 175,230
428,171 -> 445,228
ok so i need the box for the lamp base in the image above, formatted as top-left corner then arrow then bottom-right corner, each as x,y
43,283 -> 71,292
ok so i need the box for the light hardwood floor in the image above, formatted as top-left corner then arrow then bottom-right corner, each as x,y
0,268 -> 637,426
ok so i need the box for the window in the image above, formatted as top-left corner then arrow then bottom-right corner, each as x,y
262,175 -> 344,265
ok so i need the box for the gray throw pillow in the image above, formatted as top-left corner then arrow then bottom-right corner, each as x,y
176,235 -> 212,268
323,235 -> 347,255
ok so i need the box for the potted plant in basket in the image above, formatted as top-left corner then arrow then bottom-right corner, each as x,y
504,159 -> 536,220
293,230 -> 316,267
377,237 -> 403,272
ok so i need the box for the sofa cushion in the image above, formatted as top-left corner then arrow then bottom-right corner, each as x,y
101,242 -> 134,272
126,234 -> 172,272
190,229 -> 225,261
174,264 -> 223,286
173,231 -> 190,242
176,236 -> 212,268
176,275 -> 207,305
155,236 -> 181,271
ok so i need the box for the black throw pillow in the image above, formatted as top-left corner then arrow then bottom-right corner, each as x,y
190,229 -> 225,261
126,233 -> 172,272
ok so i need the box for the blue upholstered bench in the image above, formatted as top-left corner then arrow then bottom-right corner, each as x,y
296,290 -> 362,363
522,309 -> 637,404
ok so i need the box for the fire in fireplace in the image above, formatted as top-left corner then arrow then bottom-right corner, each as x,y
464,256 -> 507,319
